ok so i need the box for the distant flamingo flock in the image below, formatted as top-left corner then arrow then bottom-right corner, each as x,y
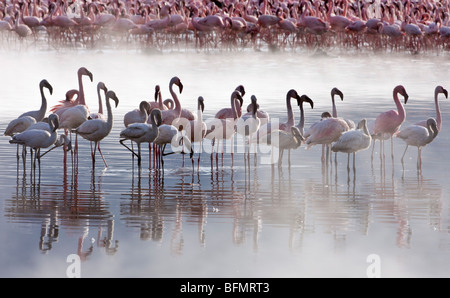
3,66 -> 446,175
1,0 -> 450,52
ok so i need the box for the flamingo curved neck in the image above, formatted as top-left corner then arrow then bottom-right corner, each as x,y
105,97 -> 114,129
97,88 -> 104,114
39,85 -> 48,122
331,96 -> 338,118
286,94 -> 295,127
78,73 -> 87,106
231,95 -> 238,119
434,91 -> 442,131
393,89 -> 406,121
169,81 -> 181,116
297,103 -> 305,134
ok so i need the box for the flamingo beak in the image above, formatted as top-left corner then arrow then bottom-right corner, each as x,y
444,89 -> 448,99
179,82 -> 183,94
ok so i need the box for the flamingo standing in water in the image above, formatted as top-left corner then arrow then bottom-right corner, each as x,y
74,90 -> 119,168
4,79 -> 52,164
205,90 -> 243,165
414,86 -> 447,132
236,95 -> 261,161
371,85 -> 409,161
56,67 -> 93,162
119,109 -> 162,167
396,118 -> 438,169
9,113 -> 60,173
331,118 -> 372,170
186,96 -> 206,171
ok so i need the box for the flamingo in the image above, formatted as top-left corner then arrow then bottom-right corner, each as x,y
119,109 -> 162,167
304,115 -> 350,163
415,86 -> 447,132
74,90 -> 119,168
396,118 -> 438,169
371,85 -> 409,161
331,118 -> 372,170
244,102 -> 269,126
4,115 -> 36,163
57,67 -> 93,160
204,90 -> 243,165
260,126 -> 304,167
186,96 -> 206,171
9,113 -> 60,172
236,95 -> 261,160
50,89 -> 79,116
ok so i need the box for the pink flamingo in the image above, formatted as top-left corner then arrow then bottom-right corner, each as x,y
371,85 -> 409,161
415,86 -> 447,132
57,67 -> 93,162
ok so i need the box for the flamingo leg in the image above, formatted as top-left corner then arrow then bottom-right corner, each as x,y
97,142 -> 108,167
401,145 -> 409,163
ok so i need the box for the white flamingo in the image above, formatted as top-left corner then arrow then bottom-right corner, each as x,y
415,86 -> 447,132
260,126 -> 305,167
124,100 -> 150,127
19,79 -> 53,122
9,113 -> 60,172
236,95 -> 261,160
119,109 -> 162,167
74,90 -> 119,168
331,118 -> 372,169
396,118 -> 438,169
186,96 -> 206,171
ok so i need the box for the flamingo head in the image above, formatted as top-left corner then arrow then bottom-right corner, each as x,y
106,90 -> 119,108
65,89 -> 79,102
298,94 -> 314,109
97,82 -> 107,93
427,117 -> 438,132
154,85 -> 161,102
49,113 -> 60,132
321,112 -> 332,119
436,86 -> 448,99
171,76 -> 183,93
331,87 -> 343,101
151,108 -> 162,127
250,95 -> 258,114
232,90 -> 243,107
140,101 -> 151,113
291,126 -> 305,143
235,85 -> 245,97
198,96 -> 205,112
40,79 -> 53,95
78,67 -> 93,82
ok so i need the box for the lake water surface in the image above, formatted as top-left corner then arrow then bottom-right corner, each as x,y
0,48 -> 449,278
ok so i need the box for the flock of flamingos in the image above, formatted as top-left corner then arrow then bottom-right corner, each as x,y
1,0 -> 450,52
3,66 -> 447,175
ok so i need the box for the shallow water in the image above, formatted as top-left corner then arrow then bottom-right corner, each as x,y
0,49 -> 450,278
